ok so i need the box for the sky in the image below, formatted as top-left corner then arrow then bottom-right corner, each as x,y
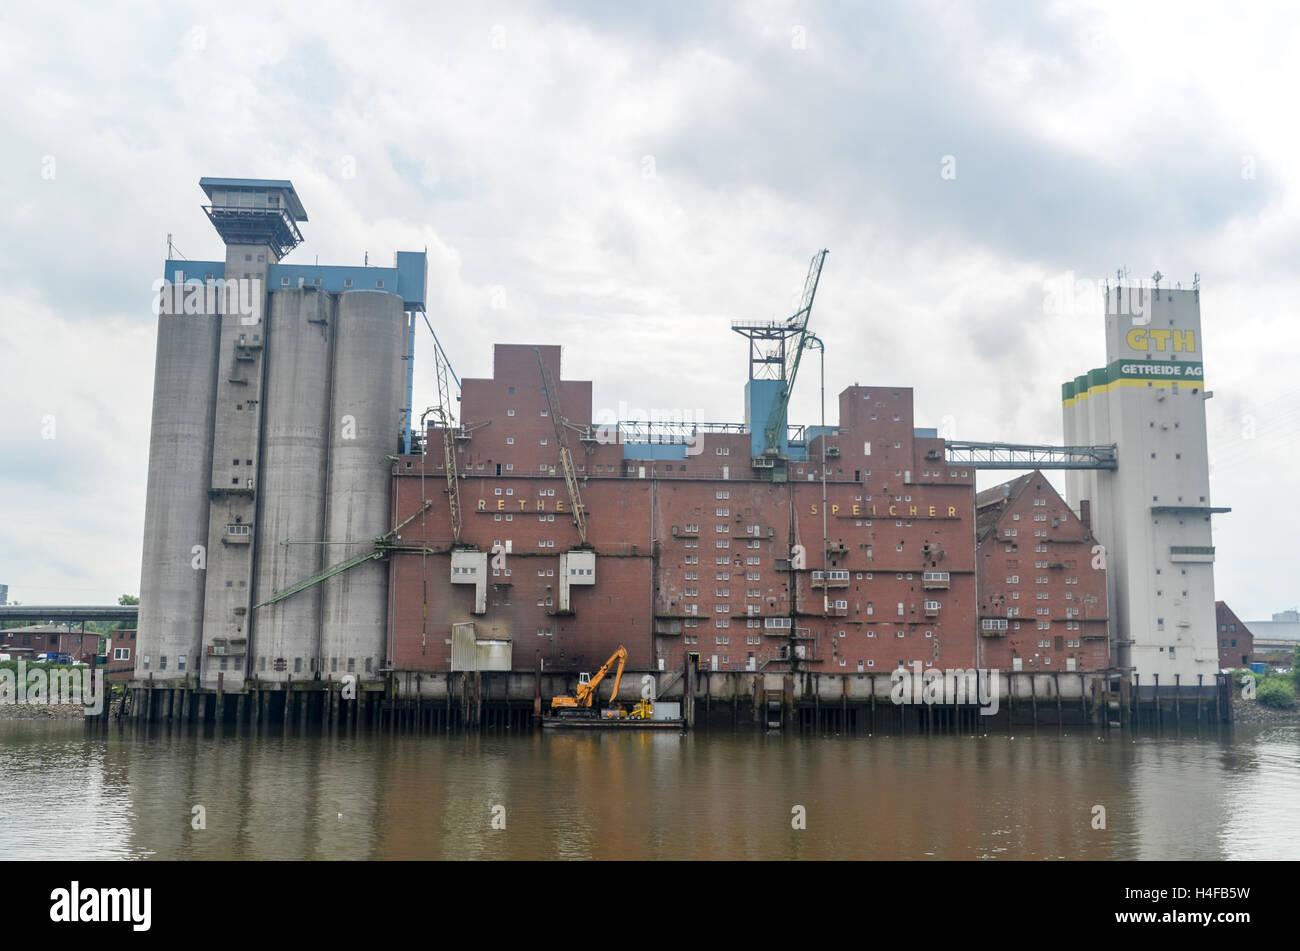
0,0 -> 1295,620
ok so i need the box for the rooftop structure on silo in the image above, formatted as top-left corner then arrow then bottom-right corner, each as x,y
199,177 -> 308,257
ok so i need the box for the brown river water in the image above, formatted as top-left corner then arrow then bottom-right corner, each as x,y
0,721 -> 1296,860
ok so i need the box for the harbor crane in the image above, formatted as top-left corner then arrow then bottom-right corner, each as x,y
253,499 -> 434,609
535,347 -> 589,546
732,249 -> 829,458
428,340 -> 463,544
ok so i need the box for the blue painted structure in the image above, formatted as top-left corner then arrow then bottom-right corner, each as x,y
622,442 -> 690,460
744,379 -> 789,459
162,253 -> 427,311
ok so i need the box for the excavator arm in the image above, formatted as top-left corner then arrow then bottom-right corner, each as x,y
574,645 -> 627,707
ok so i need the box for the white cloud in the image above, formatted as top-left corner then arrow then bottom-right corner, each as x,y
0,0 -> 1294,620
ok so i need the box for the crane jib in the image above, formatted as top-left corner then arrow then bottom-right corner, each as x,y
762,249 -> 828,456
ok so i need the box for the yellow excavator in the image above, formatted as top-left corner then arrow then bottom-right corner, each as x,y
551,645 -> 627,717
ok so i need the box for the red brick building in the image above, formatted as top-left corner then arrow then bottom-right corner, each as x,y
0,624 -> 100,662
1215,602 -> 1253,669
107,629 -> 138,683
975,471 -> 1109,671
387,343 -> 978,675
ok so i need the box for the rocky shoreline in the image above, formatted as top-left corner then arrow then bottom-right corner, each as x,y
0,703 -> 88,720
1231,695 -> 1300,726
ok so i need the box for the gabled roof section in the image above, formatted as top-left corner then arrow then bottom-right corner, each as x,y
975,471 -> 1036,543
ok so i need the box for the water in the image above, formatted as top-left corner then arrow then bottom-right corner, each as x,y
1,722 -> 1296,860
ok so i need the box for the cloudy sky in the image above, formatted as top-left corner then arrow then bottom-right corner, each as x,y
0,1 -> 1295,620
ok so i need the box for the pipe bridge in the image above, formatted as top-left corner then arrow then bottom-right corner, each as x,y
943,441 -> 1117,470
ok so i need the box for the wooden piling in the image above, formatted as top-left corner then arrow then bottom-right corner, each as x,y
1153,673 -> 1160,733
533,651 -> 542,725
842,677 -> 849,735
870,673 -> 876,732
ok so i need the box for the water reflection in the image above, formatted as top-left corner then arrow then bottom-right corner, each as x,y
0,722 -> 1295,860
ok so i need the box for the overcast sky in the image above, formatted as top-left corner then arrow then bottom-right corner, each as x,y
0,1 -> 1295,620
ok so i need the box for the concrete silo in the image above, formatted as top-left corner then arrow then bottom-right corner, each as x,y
251,288 -> 335,681
136,302 -> 221,682
132,179 -> 428,719
319,290 -> 406,681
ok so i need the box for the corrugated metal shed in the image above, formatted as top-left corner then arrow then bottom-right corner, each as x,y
450,622 -> 477,672
450,624 -> 512,671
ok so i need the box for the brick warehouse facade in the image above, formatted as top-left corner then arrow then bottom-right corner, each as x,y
975,471 -> 1109,671
387,343 -> 980,675
1214,602 -> 1253,669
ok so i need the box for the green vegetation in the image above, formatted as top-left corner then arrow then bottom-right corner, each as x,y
1256,678 -> 1297,710
1,660 -> 74,674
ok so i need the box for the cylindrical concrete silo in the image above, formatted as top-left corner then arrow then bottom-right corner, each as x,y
1062,380 -> 1080,514
319,291 -> 405,681
251,289 -> 334,681
137,304 -> 221,681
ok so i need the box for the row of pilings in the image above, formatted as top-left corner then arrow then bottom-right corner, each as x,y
95,668 -> 1233,734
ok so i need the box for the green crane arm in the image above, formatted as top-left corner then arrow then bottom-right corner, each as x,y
763,249 -> 828,454
253,549 -> 384,609
254,500 -> 435,610
535,347 -> 589,546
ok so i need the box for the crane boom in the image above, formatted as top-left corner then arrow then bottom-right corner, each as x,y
432,342 -> 463,544
254,499 -> 434,609
762,249 -> 828,453
535,347 -> 589,545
